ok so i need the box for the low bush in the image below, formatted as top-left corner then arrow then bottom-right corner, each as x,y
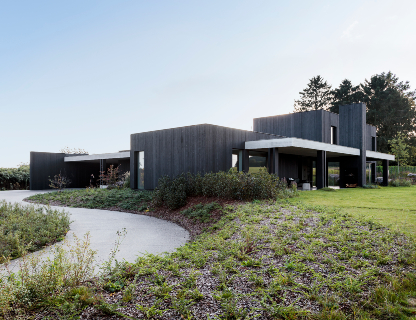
152,168 -> 295,210
26,188 -> 152,211
389,179 -> 412,187
0,201 -> 71,262
319,187 -> 336,192
362,184 -> 381,189
0,234 -> 96,316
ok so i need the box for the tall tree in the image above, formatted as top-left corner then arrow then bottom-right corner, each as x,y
294,75 -> 332,112
362,72 -> 416,153
329,79 -> 364,113
389,132 -> 409,175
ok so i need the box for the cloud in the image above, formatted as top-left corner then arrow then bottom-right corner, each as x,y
342,21 -> 359,39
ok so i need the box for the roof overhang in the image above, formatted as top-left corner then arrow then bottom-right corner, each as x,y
366,150 -> 395,161
64,151 -> 130,162
245,138 -> 360,157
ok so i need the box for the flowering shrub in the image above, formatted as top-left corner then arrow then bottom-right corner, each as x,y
153,168 -> 296,210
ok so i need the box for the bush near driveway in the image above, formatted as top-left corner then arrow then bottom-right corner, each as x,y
27,188 -> 152,211
0,200 -> 70,262
153,169 -> 297,210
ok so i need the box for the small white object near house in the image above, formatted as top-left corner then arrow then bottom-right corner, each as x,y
302,183 -> 311,191
100,185 -> 108,189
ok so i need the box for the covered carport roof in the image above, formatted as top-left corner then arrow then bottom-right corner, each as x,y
64,151 -> 130,163
245,138 -> 395,160
245,138 -> 360,157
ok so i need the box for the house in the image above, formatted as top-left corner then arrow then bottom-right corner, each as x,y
30,103 -> 394,190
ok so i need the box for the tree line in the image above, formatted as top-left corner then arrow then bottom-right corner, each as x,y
293,72 -> 416,165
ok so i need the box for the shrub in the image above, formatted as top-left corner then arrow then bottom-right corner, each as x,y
389,179 -> 412,187
0,164 -> 30,190
0,233 -> 96,316
319,187 -> 336,192
362,184 -> 381,189
0,201 -> 71,262
152,168 -> 294,210
122,171 -> 131,188
49,171 -> 72,191
99,165 -> 121,189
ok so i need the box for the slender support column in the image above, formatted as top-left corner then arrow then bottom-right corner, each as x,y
298,156 -> 303,182
242,150 -> 250,173
316,151 -> 327,189
371,162 -> 376,184
100,159 -> 106,186
382,160 -> 389,186
267,148 -> 279,175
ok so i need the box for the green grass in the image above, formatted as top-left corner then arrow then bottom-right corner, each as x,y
0,200 -> 70,262
3,193 -> 416,318
27,188 -> 153,211
289,185 -> 416,236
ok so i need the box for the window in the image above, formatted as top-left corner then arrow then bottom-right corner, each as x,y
136,151 -> 144,189
372,137 -> 376,151
331,126 -> 337,145
249,151 -> 267,173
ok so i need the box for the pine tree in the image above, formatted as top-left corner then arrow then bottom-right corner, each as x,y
294,76 -> 332,112
329,79 -> 364,113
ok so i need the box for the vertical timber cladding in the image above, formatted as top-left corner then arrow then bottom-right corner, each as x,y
339,103 -> 367,187
30,152 -> 99,190
253,110 -> 339,144
130,124 -> 280,190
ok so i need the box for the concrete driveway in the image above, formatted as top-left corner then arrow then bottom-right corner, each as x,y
0,190 -> 190,272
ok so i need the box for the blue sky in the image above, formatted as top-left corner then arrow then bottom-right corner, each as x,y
1,0 -> 415,167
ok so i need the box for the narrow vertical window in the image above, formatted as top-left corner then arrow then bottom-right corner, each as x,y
331,126 -> 337,145
372,137 -> 376,151
136,151 -> 144,189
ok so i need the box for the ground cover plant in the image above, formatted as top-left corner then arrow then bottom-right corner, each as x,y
289,186 -> 416,236
2,201 -> 415,319
26,188 -> 153,212
0,200 -> 70,262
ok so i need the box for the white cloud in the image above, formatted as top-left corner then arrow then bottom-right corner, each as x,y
342,21 -> 359,39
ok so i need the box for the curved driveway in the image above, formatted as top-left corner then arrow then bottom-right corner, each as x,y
0,190 -> 190,271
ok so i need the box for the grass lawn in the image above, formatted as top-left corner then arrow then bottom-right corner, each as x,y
288,186 -> 416,236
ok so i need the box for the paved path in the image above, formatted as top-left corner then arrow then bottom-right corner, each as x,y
0,190 -> 190,272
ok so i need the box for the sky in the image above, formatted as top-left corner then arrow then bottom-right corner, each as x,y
1,0 -> 416,167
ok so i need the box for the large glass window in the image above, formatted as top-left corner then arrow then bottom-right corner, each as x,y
249,151 -> 267,173
136,151 -> 144,189
328,162 -> 340,186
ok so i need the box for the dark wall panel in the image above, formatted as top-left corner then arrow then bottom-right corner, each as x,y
278,154 -> 299,180
253,110 -> 341,143
130,124 -> 280,189
30,152 -> 99,190
339,103 -> 366,186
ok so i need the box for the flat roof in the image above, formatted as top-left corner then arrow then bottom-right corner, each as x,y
245,138 -> 395,160
64,151 -> 130,162
366,150 -> 395,161
245,138 -> 361,157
